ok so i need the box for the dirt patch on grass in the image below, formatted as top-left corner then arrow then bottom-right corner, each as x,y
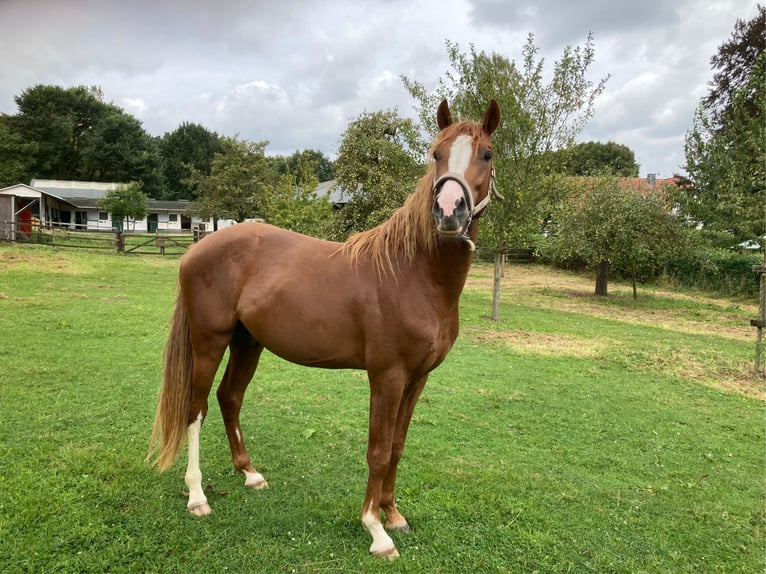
465,326 -> 606,357
467,263 -> 756,342
0,247 -> 85,275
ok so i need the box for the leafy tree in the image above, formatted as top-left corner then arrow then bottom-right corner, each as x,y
97,182 -> 148,231
82,109 -> 165,197
0,115 -> 36,187
6,84 -> 108,181
404,35 -> 608,319
185,136 -> 277,227
550,141 -> 639,176
543,177 -> 692,298
263,155 -> 333,237
1,84 -> 167,196
332,109 -> 425,238
279,149 -> 335,183
159,122 -> 222,200
680,6 -> 765,244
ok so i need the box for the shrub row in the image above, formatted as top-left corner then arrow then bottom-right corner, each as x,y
663,248 -> 761,297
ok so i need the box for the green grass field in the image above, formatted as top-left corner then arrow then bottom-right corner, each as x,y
0,243 -> 763,573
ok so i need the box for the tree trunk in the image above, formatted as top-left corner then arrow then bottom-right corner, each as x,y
631,267 -> 638,300
595,260 -> 609,296
491,252 -> 503,321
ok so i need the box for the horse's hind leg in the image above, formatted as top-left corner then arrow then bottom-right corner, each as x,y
186,332 -> 230,516
217,322 -> 268,490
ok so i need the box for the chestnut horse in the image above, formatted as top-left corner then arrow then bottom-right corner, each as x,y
147,99 -> 501,558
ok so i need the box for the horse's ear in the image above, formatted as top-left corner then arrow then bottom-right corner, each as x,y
482,99 -> 501,136
437,99 -> 453,131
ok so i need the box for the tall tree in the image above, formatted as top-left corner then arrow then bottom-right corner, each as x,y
9,84 -> 108,181
0,115 -> 36,187
82,108 -> 164,197
1,84 -> 167,196
680,6 -> 765,244
185,137 -> 277,227
404,35 -> 608,319
332,109 -> 425,238
159,122 -> 222,200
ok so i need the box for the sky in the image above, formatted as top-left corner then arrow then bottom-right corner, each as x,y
0,0 -> 760,179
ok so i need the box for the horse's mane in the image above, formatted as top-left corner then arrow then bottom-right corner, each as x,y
341,121 -> 485,277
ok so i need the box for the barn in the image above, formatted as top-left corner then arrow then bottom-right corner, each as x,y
0,179 -> 203,240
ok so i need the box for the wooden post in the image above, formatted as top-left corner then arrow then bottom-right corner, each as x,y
156,234 -> 166,256
491,252 -> 503,321
752,261 -> 766,379
115,231 -> 124,253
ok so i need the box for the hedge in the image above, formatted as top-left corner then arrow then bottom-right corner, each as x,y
664,248 -> 761,297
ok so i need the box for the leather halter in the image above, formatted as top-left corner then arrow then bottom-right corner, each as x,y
433,166 -> 501,249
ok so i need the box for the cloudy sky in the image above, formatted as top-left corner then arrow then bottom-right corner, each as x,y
1,0 -> 760,179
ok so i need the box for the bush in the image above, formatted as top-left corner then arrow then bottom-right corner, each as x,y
664,248 -> 761,297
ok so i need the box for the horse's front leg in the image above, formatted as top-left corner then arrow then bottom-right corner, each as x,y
380,374 -> 429,533
361,372 -> 405,559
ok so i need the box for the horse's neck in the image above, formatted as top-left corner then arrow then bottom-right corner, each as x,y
425,222 -> 479,302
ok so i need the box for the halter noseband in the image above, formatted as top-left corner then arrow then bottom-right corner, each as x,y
433,166 -> 501,250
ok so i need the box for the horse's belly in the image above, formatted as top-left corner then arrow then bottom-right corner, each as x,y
242,312 -> 366,370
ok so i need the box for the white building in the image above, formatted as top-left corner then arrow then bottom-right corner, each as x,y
0,179 -> 241,239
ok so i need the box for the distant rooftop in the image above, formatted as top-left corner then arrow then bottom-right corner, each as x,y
30,179 -> 119,200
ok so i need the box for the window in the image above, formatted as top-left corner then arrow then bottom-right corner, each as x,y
99,212 -> 108,221
169,213 -> 178,223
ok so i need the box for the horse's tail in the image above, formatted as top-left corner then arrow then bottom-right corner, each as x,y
147,292 -> 193,472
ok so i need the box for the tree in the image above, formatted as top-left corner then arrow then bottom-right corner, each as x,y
0,115 -> 36,187
159,122 -> 222,200
279,149 -> 335,183
6,84 -> 108,181
82,108 -> 165,197
1,84 -> 167,196
543,177 -> 692,298
263,155 -> 333,237
97,182 -> 148,231
550,141 -> 639,176
185,136 -> 277,227
332,109 -> 425,238
680,6 -> 765,244
404,35 -> 608,319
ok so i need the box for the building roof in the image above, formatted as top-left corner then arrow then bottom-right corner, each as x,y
25,179 -> 190,211
314,179 -> 354,204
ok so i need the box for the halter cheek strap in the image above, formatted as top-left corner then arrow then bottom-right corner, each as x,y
433,166 -> 501,250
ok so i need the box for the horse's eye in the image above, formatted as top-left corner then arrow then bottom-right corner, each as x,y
433,150 -> 442,161
483,149 -> 493,161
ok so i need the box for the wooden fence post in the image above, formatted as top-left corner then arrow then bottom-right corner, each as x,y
752,260 -> 765,379
115,231 -> 124,253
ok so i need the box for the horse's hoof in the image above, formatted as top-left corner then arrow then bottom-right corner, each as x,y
387,521 -> 412,533
244,471 -> 268,490
188,502 -> 212,516
371,545 -> 400,559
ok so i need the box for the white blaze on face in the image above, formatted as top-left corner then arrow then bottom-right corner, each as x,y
448,134 -> 473,175
436,135 -> 474,219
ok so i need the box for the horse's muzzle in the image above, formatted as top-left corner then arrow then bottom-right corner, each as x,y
432,175 -> 472,238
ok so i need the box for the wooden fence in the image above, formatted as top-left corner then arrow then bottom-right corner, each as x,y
0,220 -> 203,256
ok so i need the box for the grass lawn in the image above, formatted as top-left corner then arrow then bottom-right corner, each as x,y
0,243 -> 763,573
